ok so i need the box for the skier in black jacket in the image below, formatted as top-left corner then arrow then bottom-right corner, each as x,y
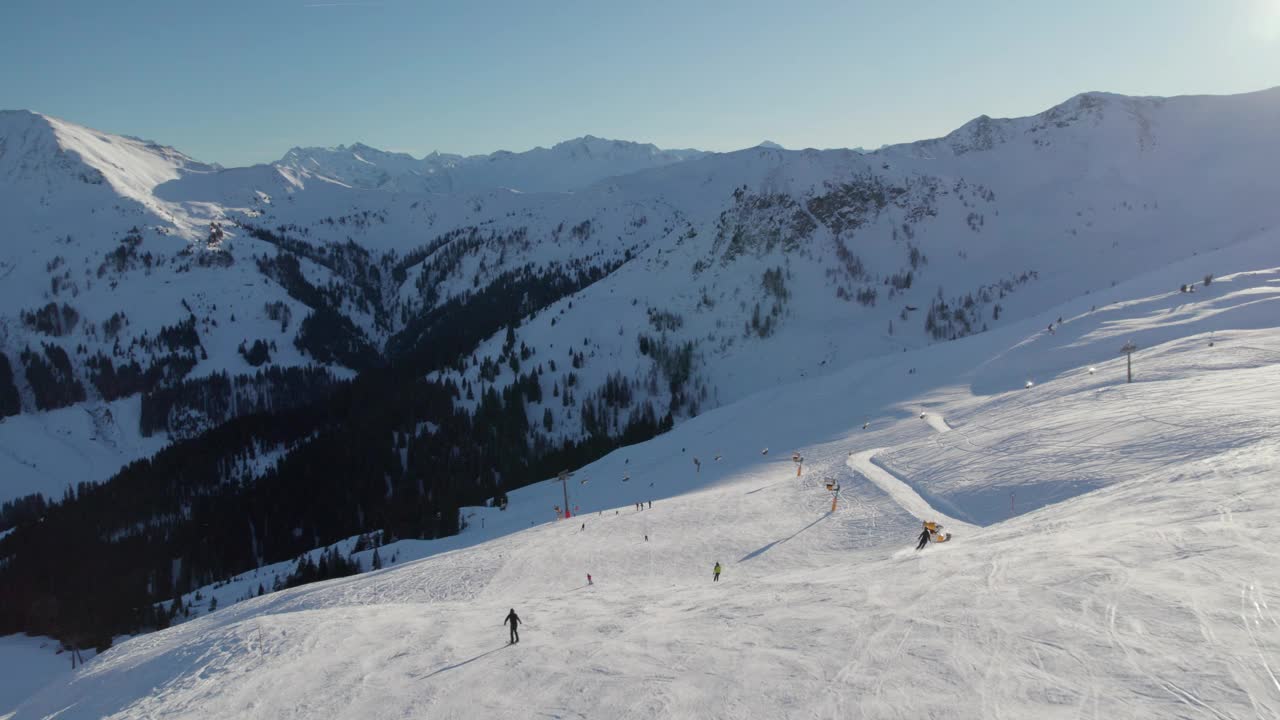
505,608 -> 521,644
915,526 -> 932,551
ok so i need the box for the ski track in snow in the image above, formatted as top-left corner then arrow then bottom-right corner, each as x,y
847,448 -> 976,533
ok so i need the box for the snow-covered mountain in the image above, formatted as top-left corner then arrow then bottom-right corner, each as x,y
0,111 -> 332,504
0,109 -> 219,234
1,88 -> 1279,507
2,88 -> 1280,682
8,227 -> 1280,719
274,135 -> 709,194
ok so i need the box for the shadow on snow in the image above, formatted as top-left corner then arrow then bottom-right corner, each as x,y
419,645 -> 510,680
738,512 -> 832,563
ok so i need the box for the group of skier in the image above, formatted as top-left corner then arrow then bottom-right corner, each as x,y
506,561 -> 724,644
501,449 -> 957,645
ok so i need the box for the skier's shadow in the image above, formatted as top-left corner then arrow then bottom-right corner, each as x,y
739,512 -> 832,562
420,645 -> 509,679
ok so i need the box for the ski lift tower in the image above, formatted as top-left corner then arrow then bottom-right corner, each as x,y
1120,340 -> 1138,383
558,469 -> 573,519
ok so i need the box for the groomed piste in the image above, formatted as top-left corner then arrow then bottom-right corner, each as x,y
8,233 -> 1280,719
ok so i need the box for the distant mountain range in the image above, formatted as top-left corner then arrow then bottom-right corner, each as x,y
275,135 -> 708,194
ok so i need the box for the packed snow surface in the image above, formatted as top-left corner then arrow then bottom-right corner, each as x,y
9,233 -> 1280,719
0,635 -> 77,717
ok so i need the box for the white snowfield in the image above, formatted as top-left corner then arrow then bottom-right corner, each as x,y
9,234 -> 1280,719
0,635 -> 80,717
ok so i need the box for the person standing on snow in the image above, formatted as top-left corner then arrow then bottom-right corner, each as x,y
713,562 -> 722,582
505,608 -> 521,644
587,573 -> 593,585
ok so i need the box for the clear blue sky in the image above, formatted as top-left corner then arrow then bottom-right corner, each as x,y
3,0 -> 1276,166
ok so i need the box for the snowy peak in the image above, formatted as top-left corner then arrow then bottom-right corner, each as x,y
0,110 -> 103,187
897,86 -> 1280,161
274,135 -> 709,194
547,134 -> 702,161
0,109 -> 214,210
277,142 -> 429,190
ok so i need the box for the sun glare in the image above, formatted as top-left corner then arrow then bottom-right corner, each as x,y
1253,0 -> 1280,39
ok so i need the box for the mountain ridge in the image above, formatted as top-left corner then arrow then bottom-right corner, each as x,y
273,133 -> 710,194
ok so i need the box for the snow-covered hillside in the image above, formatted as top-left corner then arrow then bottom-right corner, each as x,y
0,634 -> 82,717
423,87 -> 1280,446
0,118 -> 711,505
1,86 -> 1278,524
10,225 -> 1280,718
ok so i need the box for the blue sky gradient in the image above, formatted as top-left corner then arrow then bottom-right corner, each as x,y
3,0 -> 1276,165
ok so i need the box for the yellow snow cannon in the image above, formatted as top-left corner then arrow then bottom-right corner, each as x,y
924,521 -> 952,543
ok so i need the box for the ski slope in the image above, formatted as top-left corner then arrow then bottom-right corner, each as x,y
847,449 -> 976,534
9,237 -> 1280,718
0,635 -> 78,717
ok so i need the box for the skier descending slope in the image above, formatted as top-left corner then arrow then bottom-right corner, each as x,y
504,608 -> 521,644
915,524 -> 931,551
